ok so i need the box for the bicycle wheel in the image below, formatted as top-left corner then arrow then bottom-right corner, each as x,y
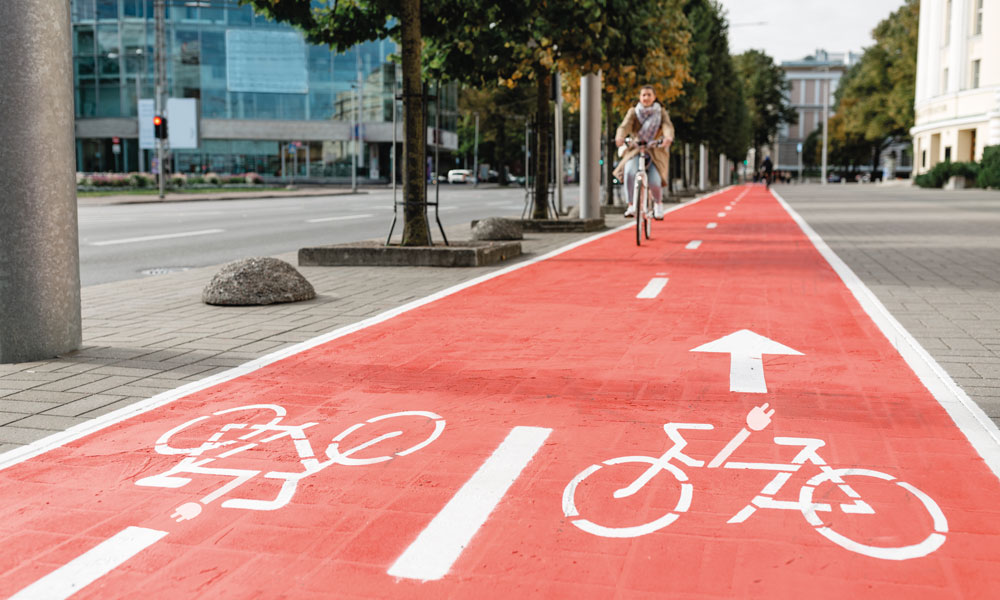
799,468 -> 947,560
153,404 -> 288,456
643,185 -> 652,240
635,180 -> 644,246
562,456 -> 692,538
326,410 -> 445,466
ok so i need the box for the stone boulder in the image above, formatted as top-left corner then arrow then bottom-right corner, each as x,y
471,217 -> 523,241
202,257 -> 315,306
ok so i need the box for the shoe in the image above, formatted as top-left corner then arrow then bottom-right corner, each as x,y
623,203 -> 636,217
653,202 -> 665,220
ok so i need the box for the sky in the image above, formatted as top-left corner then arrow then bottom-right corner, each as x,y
715,0 -> 910,63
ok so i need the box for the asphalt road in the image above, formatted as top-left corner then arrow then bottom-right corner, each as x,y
77,185 -> 532,286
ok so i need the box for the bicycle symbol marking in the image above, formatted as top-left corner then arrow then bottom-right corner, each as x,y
562,404 -> 948,561
135,404 -> 445,522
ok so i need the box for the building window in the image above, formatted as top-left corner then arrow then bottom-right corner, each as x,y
922,149 -> 927,168
944,146 -> 952,162
971,59 -> 981,88
974,0 -> 984,35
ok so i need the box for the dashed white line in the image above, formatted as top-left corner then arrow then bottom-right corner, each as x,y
11,527 -> 167,600
388,426 -> 552,581
91,229 -> 224,246
306,214 -> 374,223
725,206 -> 733,211
686,240 -> 703,250
707,222 -> 718,229
717,212 -> 727,217
637,277 -> 669,299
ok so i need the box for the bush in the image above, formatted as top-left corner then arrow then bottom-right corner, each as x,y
914,161 -> 952,188
170,173 -> 187,188
949,161 -> 979,185
978,145 -> 1000,189
245,172 -> 262,185
225,175 -> 245,184
204,172 -> 222,185
128,172 -> 154,188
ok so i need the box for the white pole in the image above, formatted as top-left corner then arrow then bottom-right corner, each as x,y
473,112 -> 479,187
821,73 -> 829,185
698,143 -> 706,190
392,77 -> 397,201
719,153 -> 725,187
579,71 -> 602,219
554,72 -> 564,212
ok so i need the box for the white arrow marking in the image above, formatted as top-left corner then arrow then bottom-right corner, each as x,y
691,330 -> 803,393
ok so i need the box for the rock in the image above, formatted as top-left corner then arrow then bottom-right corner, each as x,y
567,205 -> 580,218
202,257 -> 315,305
471,217 -> 523,240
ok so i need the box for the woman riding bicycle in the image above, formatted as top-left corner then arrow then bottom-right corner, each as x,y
614,85 -> 674,219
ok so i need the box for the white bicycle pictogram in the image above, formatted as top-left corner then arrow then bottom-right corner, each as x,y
136,404 -> 445,522
562,404 -> 947,560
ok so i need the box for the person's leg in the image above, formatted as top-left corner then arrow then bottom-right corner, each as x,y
623,157 -> 639,215
647,163 -> 665,219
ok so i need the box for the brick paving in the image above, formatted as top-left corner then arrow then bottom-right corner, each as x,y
778,183 -> 1000,426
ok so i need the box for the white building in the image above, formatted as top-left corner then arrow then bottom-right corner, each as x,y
912,0 -> 1000,173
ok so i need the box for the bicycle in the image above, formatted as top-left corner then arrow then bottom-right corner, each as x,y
619,137 -> 664,246
562,404 -> 947,561
136,404 -> 445,522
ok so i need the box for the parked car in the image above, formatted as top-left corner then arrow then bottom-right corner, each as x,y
447,169 -> 473,183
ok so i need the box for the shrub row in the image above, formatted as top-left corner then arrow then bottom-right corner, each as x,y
914,145 -> 1000,189
78,172 -> 263,188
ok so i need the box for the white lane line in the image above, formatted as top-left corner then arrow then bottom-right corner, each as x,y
686,240 -> 703,250
90,229 -> 224,246
11,527 -> 167,600
725,206 -> 733,211
637,277 -> 669,299
388,426 -> 552,581
306,214 -> 374,223
707,222 -> 718,229
773,190 -> 1000,480
717,212 -> 727,217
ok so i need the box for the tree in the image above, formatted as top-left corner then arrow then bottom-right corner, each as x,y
830,0 -> 919,170
456,84 -> 533,183
734,49 -> 797,168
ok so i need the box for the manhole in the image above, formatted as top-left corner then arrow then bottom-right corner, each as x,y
140,267 -> 192,276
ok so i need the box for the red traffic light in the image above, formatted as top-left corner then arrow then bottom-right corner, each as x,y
153,115 -> 167,139
152,115 -> 162,126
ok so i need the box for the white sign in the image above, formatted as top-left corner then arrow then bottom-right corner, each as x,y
138,99 -> 155,149
226,30 -> 308,94
166,98 -> 199,149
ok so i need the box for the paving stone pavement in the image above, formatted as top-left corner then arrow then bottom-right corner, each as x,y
0,218 -> 600,454
778,183 -> 1000,427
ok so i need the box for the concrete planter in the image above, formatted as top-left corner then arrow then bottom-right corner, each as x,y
298,241 -> 521,267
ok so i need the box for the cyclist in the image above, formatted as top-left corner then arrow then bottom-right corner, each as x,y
761,155 -> 774,189
614,85 -> 674,219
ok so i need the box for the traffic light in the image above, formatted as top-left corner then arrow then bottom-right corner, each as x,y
153,115 -> 167,140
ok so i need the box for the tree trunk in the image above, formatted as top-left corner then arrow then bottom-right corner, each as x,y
532,70 -> 551,219
497,115 -> 509,186
400,0 -> 429,245
604,92 -> 615,206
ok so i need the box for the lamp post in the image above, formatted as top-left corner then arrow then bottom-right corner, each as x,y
821,67 -> 829,185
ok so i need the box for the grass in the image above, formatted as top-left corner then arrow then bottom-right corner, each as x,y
77,186 -> 281,197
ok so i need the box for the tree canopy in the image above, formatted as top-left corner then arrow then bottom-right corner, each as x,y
734,49 -> 797,161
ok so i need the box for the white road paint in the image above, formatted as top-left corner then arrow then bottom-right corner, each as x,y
691,329 -> 803,394
685,240 -> 702,250
10,527 -> 167,600
388,426 -> 552,581
717,212 -> 727,217
725,206 -> 733,211
637,277 -> 669,299
90,229 -> 224,246
306,214 -> 374,223
707,223 -> 718,229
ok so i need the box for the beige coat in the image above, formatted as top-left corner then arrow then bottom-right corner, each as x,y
613,106 -> 674,184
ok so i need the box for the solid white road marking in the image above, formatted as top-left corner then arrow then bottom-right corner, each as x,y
306,214 -> 373,223
707,222 -> 718,229
388,426 -> 552,581
686,240 -> 703,250
11,527 -> 167,600
691,329 -> 803,393
637,277 -> 669,299
91,229 -> 224,246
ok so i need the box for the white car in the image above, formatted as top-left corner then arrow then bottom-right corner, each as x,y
447,169 -> 473,184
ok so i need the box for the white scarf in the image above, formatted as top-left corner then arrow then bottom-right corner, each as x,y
635,102 -> 662,143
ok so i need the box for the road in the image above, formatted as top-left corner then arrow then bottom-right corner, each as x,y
77,185 -> 531,286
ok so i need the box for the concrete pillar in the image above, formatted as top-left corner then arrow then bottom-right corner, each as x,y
0,0 -> 82,363
698,144 -> 706,190
719,153 -> 726,187
579,71 -> 602,219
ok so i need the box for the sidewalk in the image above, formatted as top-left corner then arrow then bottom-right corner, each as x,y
0,220 -> 601,454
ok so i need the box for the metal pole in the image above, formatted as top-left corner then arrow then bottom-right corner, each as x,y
136,75 -> 145,173
698,143 -> 706,191
524,119 -> 529,196
473,112 -> 479,187
355,59 -> 362,191
579,71 -> 602,219
434,82 -> 441,207
821,73 -> 829,185
155,0 -> 166,198
0,0 -> 82,362
719,153 -> 725,188
554,71 -> 564,212
292,143 -> 297,187
392,77 -> 397,203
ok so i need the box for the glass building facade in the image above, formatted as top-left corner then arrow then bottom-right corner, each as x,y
71,0 -> 458,181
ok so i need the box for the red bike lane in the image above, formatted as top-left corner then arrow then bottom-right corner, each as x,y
3,185 -> 1000,599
